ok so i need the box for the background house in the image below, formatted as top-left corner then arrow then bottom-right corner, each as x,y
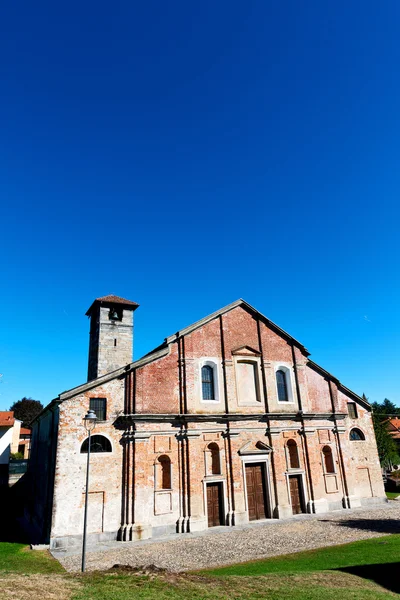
0,412 -> 22,485
18,428 -> 32,459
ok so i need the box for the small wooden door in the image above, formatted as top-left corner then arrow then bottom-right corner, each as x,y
289,476 -> 304,515
245,463 -> 267,521
207,483 -> 223,527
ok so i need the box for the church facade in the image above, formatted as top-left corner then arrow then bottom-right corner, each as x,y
26,295 -> 385,549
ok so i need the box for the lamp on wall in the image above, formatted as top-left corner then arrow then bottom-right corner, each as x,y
81,409 -> 97,573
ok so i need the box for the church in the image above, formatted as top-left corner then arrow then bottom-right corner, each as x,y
25,295 -> 385,549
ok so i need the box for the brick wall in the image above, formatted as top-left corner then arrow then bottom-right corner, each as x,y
43,303 -> 385,546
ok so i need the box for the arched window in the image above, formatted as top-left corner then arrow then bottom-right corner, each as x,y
202,365 -> 215,400
81,435 -> 112,454
208,443 -> 221,475
158,455 -> 171,489
276,370 -> 288,402
287,439 -> 300,469
322,446 -> 335,473
350,428 -> 365,441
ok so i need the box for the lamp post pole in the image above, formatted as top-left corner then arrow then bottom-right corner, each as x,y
82,409 -> 97,573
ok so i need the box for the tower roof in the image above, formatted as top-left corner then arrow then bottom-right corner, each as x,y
85,294 -> 139,316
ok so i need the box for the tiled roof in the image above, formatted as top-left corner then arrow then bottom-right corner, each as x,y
0,411 -> 15,427
389,417 -> 400,429
94,295 -> 139,306
86,295 -> 139,316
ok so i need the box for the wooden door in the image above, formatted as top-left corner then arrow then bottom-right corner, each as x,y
245,463 -> 267,521
207,483 -> 223,527
289,476 -> 304,515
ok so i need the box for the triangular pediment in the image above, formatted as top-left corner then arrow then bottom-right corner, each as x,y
238,440 -> 272,455
231,345 -> 261,357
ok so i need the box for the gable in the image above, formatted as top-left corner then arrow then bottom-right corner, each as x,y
231,345 -> 261,357
238,440 -> 272,455
36,297 -> 366,418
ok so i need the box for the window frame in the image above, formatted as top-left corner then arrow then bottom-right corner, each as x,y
80,434 -> 112,454
274,365 -> 295,404
89,397 -> 107,422
276,370 -> 289,402
199,359 -> 220,404
349,428 -> 365,441
201,365 -> 215,401
347,403 -> 358,419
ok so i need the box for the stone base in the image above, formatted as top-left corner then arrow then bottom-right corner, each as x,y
118,524 -> 153,541
176,516 -> 190,533
308,498 -> 329,514
50,530 -> 119,550
30,544 -> 50,551
232,511 -> 248,525
344,495 -> 362,509
360,496 -> 388,507
188,517 -> 207,532
151,523 -> 177,538
273,504 -> 293,518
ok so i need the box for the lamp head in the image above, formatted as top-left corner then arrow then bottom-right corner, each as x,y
83,409 -> 97,432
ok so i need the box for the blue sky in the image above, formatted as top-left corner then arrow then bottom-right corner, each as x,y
1,1 -> 399,410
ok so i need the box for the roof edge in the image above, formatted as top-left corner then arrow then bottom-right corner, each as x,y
165,298 -> 310,355
86,295 -> 139,316
59,345 -> 170,401
307,359 -> 371,409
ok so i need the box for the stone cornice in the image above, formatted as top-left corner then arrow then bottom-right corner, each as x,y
115,412 -> 348,426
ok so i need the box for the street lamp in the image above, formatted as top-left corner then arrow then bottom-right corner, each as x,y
81,409 -> 97,573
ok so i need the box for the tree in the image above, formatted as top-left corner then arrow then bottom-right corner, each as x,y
368,396 -> 400,469
371,398 -> 400,416
9,397 -> 43,428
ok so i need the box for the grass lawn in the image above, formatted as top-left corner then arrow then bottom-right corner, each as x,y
0,536 -> 399,599
204,534 -> 400,576
0,542 -> 63,574
386,491 -> 400,499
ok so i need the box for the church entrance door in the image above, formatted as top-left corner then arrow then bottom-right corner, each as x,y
289,475 -> 305,515
207,482 -> 223,527
245,463 -> 267,521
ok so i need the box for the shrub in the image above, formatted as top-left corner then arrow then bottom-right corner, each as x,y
10,452 -> 24,460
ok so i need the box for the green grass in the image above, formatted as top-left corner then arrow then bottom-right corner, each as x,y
203,534 -> 400,576
72,571 -> 393,600
0,542 -> 63,574
386,491 -> 400,499
0,538 -> 398,599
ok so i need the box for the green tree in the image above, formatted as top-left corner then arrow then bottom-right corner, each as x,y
369,396 -> 400,468
9,397 -> 43,428
371,397 -> 400,416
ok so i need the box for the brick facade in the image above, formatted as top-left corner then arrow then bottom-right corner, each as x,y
26,297 -> 385,548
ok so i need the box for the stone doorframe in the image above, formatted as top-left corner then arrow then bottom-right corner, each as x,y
202,477 -> 228,527
285,470 -> 308,513
240,454 -> 273,519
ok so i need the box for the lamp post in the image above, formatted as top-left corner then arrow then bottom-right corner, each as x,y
81,409 -> 97,573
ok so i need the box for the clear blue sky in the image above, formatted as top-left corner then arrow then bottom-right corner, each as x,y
1,1 -> 399,410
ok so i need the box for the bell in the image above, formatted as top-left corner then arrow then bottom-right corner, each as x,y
109,309 -> 119,320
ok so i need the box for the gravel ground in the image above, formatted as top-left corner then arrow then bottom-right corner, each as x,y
56,502 -> 400,572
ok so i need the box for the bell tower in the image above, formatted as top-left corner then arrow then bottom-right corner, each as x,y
86,295 -> 139,382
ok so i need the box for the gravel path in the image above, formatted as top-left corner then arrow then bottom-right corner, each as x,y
56,502 -> 400,572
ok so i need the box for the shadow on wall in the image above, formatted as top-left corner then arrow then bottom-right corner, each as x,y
318,518 -> 400,535
0,478 -> 30,543
337,563 -> 400,595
